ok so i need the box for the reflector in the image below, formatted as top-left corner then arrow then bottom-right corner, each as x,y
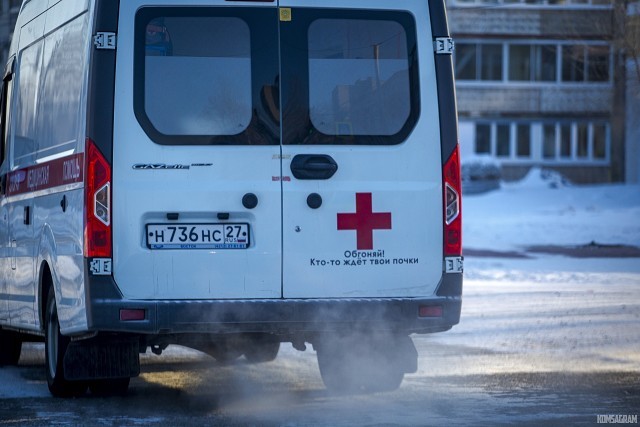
445,183 -> 459,224
419,305 -> 443,318
94,183 -> 110,226
120,309 -> 146,321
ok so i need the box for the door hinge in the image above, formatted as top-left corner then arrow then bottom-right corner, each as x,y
444,256 -> 464,273
433,37 -> 454,55
94,32 -> 117,50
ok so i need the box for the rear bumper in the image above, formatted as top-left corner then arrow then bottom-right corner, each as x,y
84,265 -> 462,336
87,296 -> 462,335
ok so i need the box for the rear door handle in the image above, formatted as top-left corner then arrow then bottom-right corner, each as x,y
290,154 -> 338,180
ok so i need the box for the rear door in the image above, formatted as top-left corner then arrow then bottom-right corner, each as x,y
113,0 -> 443,301
112,1 -> 282,300
279,0 -> 444,298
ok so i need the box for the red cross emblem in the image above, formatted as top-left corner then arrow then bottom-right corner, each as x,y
337,193 -> 392,250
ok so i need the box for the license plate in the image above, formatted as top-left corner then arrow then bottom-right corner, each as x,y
146,223 -> 250,249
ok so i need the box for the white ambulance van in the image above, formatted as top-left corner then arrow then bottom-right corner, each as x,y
0,0 -> 462,396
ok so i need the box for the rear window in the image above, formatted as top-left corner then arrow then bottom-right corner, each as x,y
280,9 -> 419,146
308,19 -> 411,137
144,17 -> 252,136
134,8 -> 280,146
134,8 -> 418,146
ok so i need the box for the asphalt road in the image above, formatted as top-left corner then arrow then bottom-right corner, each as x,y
1,265 -> 638,426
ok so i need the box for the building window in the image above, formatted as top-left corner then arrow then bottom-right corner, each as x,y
593,123 -> 607,159
481,44 -> 503,80
455,44 -> 477,80
450,0 -> 612,5
509,45 -> 531,81
562,45 -> 610,82
456,41 -> 610,84
509,45 -> 557,82
551,121 -> 610,162
577,123 -> 589,157
560,124 -> 572,158
475,124 -> 491,153
543,124 -> 556,159
587,45 -> 610,82
455,43 -> 503,81
466,119 -> 609,164
516,124 -> 531,157
496,124 -> 510,157
562,46 -> 585,81
536,45 -> 558,81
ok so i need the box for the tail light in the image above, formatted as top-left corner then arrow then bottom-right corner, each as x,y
84,138 -> 112,258
443,146 -> 462,256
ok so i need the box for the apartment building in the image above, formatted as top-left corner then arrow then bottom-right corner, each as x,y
448,0 -> 637,183
1,1 -> 638,182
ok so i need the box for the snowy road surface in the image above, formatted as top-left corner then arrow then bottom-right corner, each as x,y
1,256 -> 638,426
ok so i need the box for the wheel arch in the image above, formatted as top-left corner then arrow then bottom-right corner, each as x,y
36,222 -> 58,333
38,261 -> 55,334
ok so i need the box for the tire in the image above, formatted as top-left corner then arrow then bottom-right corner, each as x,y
202,341 -> 243,364
315,335 -> 411,393
0,329 -> 22,366
89,377 -> 130,397
243,337 -> 280,364
45,291 -> 87,397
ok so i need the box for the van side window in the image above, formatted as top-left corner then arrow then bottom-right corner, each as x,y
36,15 -> 88,162
134,8 -> 280,146
8,15 -> 89,170
12,41 -> 42,169
1,65 -> 14,171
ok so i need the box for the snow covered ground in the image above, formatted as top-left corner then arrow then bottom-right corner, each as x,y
463,168 -> 640,254
1,169 -> 638,424
453,170 -> 640,376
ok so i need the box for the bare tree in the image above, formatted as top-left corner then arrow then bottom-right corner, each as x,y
614,0 -> 640,85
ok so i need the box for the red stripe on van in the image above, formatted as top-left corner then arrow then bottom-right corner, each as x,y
6,153 -> 84,196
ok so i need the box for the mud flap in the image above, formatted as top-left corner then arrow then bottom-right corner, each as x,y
63,337 -> 140,381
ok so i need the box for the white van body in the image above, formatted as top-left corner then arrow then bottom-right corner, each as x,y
0,0 -> 462,396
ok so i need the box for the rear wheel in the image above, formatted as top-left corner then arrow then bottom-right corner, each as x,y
202,339 -> 243,364
315,334 -> 416,393
243,335 -> 280,364
89,377 -> 131,397
0,329 -> 22,366
45,291 -> 87,397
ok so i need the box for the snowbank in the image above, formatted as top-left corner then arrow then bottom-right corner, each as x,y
463,168 -> 640,252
